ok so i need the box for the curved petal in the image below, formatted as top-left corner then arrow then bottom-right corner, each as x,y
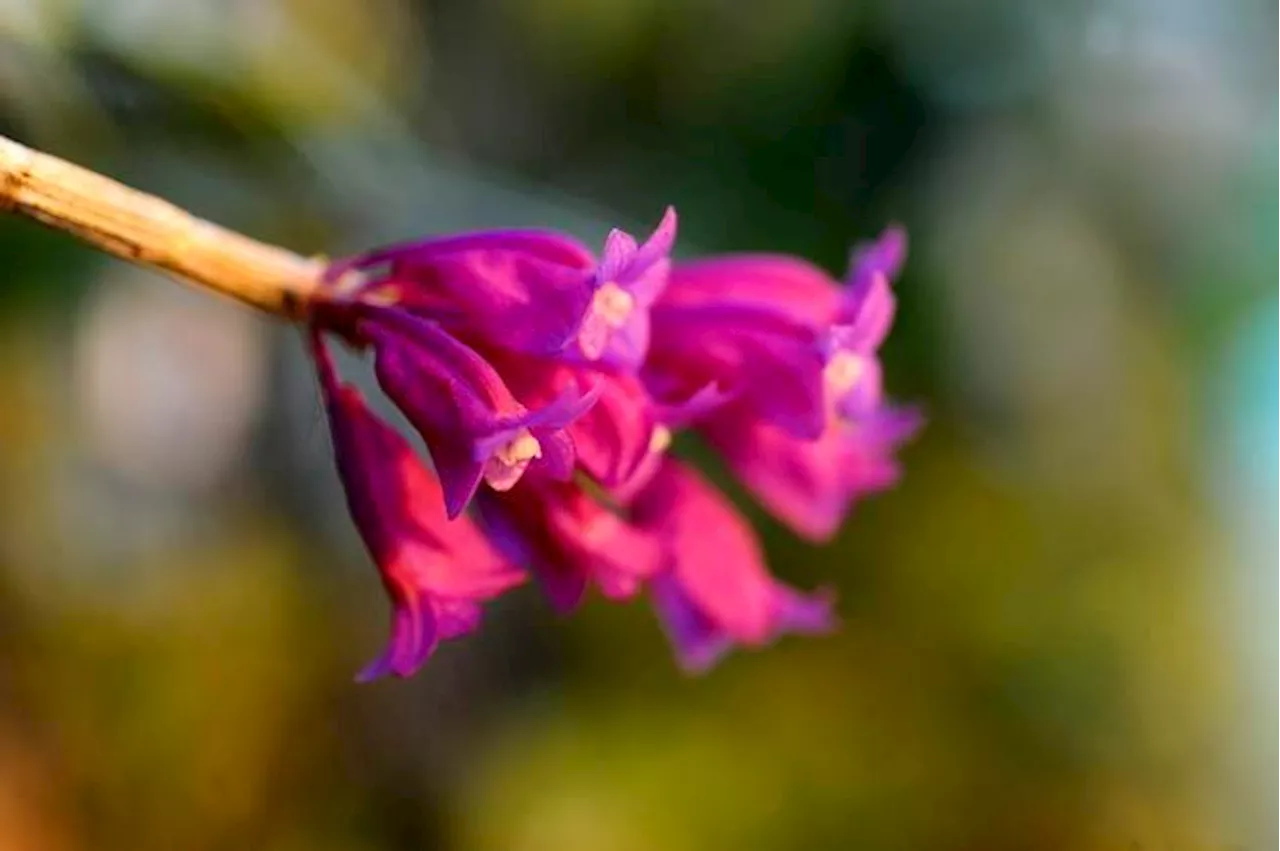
631,461 -> 836,667
661,254 -> 841,325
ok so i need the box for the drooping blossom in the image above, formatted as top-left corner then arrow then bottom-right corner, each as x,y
702,404 -> 921,541
475,479 -> 664,611
573,206 -> 677,368
645,302 -> 829,439
357,306 -> 598,518
819,226 -> 907,423
630,461 -> 835,672
485,350 -> 726,500
325,228 -> 597,355
326,208 -> 677,365
655,226 -> 920,541
312,331 -> 525,680
304,210 -> 916,677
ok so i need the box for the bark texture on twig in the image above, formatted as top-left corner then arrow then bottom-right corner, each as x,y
0,134 -> 322,318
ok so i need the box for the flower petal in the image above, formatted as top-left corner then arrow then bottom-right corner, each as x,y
340,230 -> 597,355
703,403 -> 922,541
476,481 -> 664,611
631,461 -> 836,667
647,302 -> 827,439
660,253 -> 841,325
312,330 -> 524,679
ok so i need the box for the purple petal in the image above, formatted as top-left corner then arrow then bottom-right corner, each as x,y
335,229 -> 595,280
349,232 -> 597,355
356,594 -> 438,682
832,358 -> 885,422
433,598 -> 485,641
703,403 -> 921,542
473,493 -> 589,614
847,225 -> 907,288
651,574 -> 734,673
598,229 -> 639,282
660,254 -> 841,325
837,268 -> 897,352
600,309 -> 651,370
311,330 -> 525,680
567,371 -> 659,488
476,482 -> 663,612
654,380 -> 733,428
774,585 -> 838,635
631,461 -> 774,641
365,313 -> 594,513
632,461 -> 838,668
621,206 -> 678,305
647,303 -> 827,439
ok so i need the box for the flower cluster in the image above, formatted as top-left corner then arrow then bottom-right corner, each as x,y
309,208 -> 919,677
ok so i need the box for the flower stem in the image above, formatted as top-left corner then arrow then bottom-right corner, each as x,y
0,134 -> 323,319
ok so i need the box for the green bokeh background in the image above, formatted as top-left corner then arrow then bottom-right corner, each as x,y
0,2 -> 1275,849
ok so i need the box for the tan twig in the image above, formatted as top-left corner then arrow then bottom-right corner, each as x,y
0,134 -> 323,318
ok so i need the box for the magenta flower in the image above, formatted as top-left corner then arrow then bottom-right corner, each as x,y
472,345 -> 724,500
465,354 -> 661,494
703,405 -> 921,541
558,369 -> 667,492
653,252 -> 842,325
354,306 -> 598,518
557,367 -> 725,498
303,211 -> 916,677
312,332 -> 525,680
821,226 -> 907,422
574,206 -> 677,368
328,208 -> 676,366
645,302 -> 829,439
475,480 -> 664,611
327,229 -> 597,355
654,226 -> 918,540
630,461 -> 835,672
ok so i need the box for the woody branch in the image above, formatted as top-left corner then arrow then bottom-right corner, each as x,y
0,134 -> 323,319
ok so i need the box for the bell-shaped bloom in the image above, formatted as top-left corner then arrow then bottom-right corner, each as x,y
652,226 -> 917,539
655,252 -> 842,325
312,332 -> 525,681
476,346 -> 724,499
352,305 -> 597,518
475,480 -> 664,612
301,213 -> 914,680
630,461 -> 835,672
820,226 -> 907,423
702,404 -> 922,542
645,301 -> 829,439
326,208 -> 677,365
469,354 -> 658,492
658,226 -> 904,332
556,368 -> 667,492
327,229 -> 597,355
574,206 -> 677,368
651,227 -> 906,431
557,368 -> 726,498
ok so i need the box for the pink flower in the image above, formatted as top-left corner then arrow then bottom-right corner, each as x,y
630,461 -> 835,672
312,332 -> 524,680
653,226 -> 920,541
303,213 -> 917,677
476,479 -> 664,612
357,307 -> 597,518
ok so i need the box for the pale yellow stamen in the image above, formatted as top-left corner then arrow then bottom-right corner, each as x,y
483,429 -> 543,491
823,350 -> 865,396
648,425 -> 673,454
592,282 -> 635,327
578,282 -> 637,361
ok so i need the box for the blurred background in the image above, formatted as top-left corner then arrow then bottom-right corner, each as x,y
0,1 -> 1275,848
